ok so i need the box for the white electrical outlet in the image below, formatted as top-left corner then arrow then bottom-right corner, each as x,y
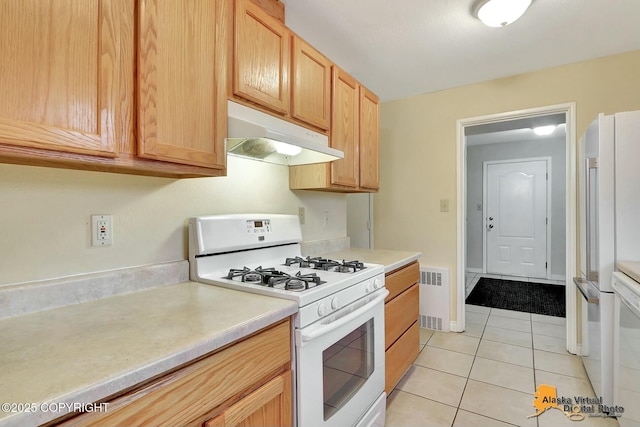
323,212 -> 329,228
298,207 -> 305,225
91,214 -> 113,246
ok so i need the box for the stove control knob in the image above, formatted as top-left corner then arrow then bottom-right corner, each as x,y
373,278 -> 383,289
317,303 -> 330,317
331,297 -> 342,310
365,282 -> 374,293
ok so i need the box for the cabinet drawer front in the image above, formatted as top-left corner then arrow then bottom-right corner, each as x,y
385,283 -> 419,349
385,261 -> 419,301
59,320 -> 291,427
385,321 -> 419,395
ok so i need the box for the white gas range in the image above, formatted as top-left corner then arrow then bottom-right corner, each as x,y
188,214 -> 387,427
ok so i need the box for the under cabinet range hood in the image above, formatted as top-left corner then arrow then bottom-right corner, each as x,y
226,100 -> 344,166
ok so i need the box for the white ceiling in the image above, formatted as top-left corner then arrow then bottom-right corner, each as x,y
280,0 -> 640,102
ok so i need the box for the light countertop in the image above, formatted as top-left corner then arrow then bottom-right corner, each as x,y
0,282 -> 297,427
320,248 -> 421,273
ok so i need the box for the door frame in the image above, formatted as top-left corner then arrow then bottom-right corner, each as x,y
455,102 -> 578,355
482,157 -> 552,279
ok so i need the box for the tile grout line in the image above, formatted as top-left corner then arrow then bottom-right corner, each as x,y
449,310 -> 485,426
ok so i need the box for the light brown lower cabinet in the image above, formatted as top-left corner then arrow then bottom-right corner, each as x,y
53,319 -> 292,427
384,261 -> 420,394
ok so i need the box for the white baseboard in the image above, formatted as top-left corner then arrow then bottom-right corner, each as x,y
465,268 -> 483,274
449,320 -> 463,333
551,274 -> 566,282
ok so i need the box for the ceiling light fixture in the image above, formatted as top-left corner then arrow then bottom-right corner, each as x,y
533,125 -> 557,136
475,0 -> 532,27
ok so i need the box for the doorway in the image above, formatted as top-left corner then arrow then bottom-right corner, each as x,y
455,103 -> 578,354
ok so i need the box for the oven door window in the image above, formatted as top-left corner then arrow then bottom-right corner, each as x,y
322,318 -> 375,421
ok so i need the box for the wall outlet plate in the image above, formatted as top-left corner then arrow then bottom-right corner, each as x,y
91,214 -> 113,246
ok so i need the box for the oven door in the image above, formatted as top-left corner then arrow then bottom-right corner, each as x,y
296,288 -> 388,427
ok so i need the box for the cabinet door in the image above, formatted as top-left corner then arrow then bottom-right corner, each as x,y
291,36 -> 331,130
359,86 -> 380,190
204,371 -> 292,427
0,0 -> 129,157
234,0 -> 290,115
137,0 -> 228,169
330,67 -> 359,188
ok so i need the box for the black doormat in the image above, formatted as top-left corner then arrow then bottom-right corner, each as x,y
465,277 -> 565,318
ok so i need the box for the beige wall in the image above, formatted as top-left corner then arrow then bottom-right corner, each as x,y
0,156 -> 346,286
376,50 -> 640,323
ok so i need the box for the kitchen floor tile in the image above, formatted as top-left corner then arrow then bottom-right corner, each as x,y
490,307 -> 531,320
477,340 -> 534,368
533,334 -> 568,354
466,304 -> 491,314
420,327 -> 435,345
501,275 -> 530,282
387,307 -> 602,427
531,313 -> 566,325
395,365 -> 467,407
534,350 -> 587,379
487,315 -> 532,333
535,405 -> 620,427
469,357 -> 535,393
386,390 -> 457,427
452,409 -> 518,427
427,331 -> 480,355
532,321 -> 567,338
459,380 -> 538,427
466,310 -> 489,325
483,326 -> 533,348
414,345 -> 475,377
459,321 -> 485,338
535,370 -> 598,398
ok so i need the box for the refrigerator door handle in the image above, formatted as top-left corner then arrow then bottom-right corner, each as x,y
573,276 -> 599,304
585,157 -> 599,282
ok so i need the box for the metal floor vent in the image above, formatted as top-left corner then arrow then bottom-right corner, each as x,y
419,266 -> 450,332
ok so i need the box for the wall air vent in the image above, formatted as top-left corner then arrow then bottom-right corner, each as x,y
419,266 -> 450,332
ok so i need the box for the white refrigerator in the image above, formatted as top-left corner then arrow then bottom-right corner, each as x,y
575,110 -> 640,408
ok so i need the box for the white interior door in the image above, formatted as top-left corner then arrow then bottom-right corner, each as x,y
486,159 -> 548,278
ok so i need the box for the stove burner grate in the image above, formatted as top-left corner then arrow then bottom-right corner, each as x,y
283,256 -> 366,273
225,266 -> 325,291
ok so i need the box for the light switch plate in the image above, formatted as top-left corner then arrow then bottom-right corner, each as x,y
440,199 -> 449,212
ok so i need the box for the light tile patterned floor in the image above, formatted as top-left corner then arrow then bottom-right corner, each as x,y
385,302 -> 620,427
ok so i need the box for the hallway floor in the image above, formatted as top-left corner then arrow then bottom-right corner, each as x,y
385,304 -> 619,427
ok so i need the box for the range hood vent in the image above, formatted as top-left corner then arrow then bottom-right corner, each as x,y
226,100 -> 343,166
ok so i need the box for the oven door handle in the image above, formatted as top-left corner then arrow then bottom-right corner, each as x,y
300,289 -> 389,343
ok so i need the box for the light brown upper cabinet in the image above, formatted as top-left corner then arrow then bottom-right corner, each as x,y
290,36 -> 332,130
234,0 -> 290,115
0,0 -> 126,158
137,0 -> 228,170
359,86 -> 380,190
330,68 -> 360,187
289,67 -> 380,193
0,0 -> 230,178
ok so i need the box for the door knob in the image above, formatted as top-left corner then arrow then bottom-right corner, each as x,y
489,217 -> 494,220
489,224 -> 494,229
